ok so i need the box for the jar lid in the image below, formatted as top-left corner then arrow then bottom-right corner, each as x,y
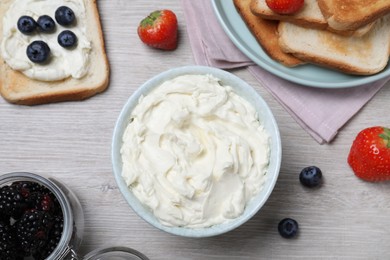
82,247 -> 149,260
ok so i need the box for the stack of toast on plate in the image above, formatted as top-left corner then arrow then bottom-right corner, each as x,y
234,0 -> 390,75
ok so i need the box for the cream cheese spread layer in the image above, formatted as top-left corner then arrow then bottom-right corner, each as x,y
1,0 -> 91,81
121,74 -> 270,228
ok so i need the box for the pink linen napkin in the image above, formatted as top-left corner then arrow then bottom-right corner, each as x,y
181,0 -> 389,144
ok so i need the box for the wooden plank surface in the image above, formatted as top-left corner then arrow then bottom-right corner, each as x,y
1,0 -> 390,259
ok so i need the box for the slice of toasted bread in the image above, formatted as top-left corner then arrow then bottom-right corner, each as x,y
278,15 -> 390,75
318,0 -> 390,31
251,0 -> 375,37
0,0 -> 109,105
250,0 -> 327,30
234,0 -> 303,67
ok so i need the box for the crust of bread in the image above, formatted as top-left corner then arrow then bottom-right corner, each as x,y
278,15 -> 390,75
234,0 -> 303,67
250,0 -> 376,37
0,0 -> 110,105
318,0 -> 390,31
326,22 -> 375,37
250,0 -> 327,30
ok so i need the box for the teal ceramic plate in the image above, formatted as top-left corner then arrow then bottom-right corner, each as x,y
211,0 -> 390,88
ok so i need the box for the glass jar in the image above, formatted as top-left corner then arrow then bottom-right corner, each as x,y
83,247 -> 149,260
0,172 -> 149,260
0,172 -> 83,260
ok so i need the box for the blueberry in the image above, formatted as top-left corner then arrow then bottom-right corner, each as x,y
37,15 -> 56,33
17,16 -> 37,34
26,41 -> 50,64
278,218 -> 299,239
55,6 -> 75,26
299,166 -> 323,188
57,30 -> 77,48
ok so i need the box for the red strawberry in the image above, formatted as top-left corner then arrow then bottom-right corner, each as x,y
348,126 -> 390,182
266,0 -> 305,15
137,10 -> 178,50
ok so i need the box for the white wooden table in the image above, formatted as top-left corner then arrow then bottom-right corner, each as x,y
1,1 -> 390,259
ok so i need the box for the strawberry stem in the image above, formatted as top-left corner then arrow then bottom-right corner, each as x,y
140,10 -> 161,27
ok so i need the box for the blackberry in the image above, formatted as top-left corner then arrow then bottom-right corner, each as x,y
12,181 -> 49,197
33,215 -> 64,259
27,192 -> 57,213
16,209 -> 54,256
0,185 -> 28,219
0,220 -> 23,260
0,181 -> 64,258
12,181 -> 60,214
0,208 -> 10,224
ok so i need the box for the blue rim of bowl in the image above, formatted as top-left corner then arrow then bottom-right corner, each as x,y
111,65 -> 282,237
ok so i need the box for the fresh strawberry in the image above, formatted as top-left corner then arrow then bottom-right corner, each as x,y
137,10 -> 178,51
266,0 -> 304,15
348,126 -> 390,182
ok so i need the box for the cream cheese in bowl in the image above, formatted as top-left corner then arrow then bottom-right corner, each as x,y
121,74 -> 270,228
112,66 -> 281,237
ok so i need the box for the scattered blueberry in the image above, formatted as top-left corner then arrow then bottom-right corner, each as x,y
57,30 -> 77,48
17,16 -> 37,34
37,15 -> 56,33
26,41 -> 51,64
278,218 -> 299,238
299,166 -> 323,188
55,6 -> 75,26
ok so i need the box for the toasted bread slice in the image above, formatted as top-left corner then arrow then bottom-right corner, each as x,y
0,0 -> 109,105
318,0 -> 390,31
278,15 -> 390,75
234,0 -> 303,67
251,0 -> 327,30
251,0 -> 375,36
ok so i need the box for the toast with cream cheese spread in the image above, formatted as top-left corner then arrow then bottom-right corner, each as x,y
0,0 -> 109,105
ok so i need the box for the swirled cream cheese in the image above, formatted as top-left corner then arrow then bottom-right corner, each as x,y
121,74 -> 270,228
1,0 -> 91,81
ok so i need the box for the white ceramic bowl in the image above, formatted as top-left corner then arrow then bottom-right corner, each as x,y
111,66 -> 281,237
